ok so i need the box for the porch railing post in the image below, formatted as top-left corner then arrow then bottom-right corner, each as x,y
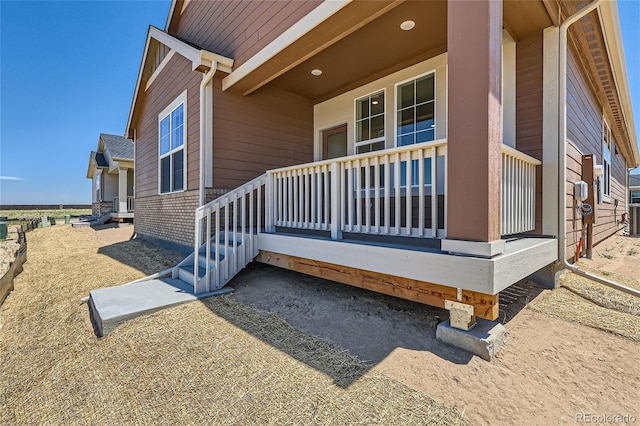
330,162 -> 342,240
265,171 -> 275,232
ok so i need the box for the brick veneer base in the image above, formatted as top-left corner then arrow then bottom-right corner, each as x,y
134,188 -> 229,251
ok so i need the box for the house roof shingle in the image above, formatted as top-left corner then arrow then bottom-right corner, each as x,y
100,133 -> 134,160
630,174 -> 640,188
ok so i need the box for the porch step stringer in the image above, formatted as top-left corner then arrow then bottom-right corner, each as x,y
172,232 -> 258,293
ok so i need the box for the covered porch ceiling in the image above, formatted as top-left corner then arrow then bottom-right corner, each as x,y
227,0 -> 553,103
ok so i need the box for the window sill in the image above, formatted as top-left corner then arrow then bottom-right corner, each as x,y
159,188 -> 187,196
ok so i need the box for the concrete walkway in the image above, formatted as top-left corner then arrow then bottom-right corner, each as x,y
89,277 -> 232,336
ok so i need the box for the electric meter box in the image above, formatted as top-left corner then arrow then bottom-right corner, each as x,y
574,181 -> 588,201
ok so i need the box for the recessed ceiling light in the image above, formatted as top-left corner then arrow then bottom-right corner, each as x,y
372,100 -> 379,105
311,69 -> 322,76
400,20 -> 415,31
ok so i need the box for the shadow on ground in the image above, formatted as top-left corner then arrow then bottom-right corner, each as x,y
95,234 -> 546,388
96,236 -> 185,277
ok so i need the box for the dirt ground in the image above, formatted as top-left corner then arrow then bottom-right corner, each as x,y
1,224 -> 638,425
0,224 -> 466,425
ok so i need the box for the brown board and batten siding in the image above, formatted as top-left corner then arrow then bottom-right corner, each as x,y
171,0 -> 323,69
515,32 -> 543,234
134,53 -> 201,197
212,78 -> 314,189
565,44 -> 627,259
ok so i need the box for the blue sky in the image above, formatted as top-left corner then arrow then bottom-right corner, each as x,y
1,0 -> 170,204
0,0 -> 639,204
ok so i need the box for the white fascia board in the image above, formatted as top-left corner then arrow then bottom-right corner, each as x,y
86,154 -> 96,179
599,1 -> 639,166
125,26 -> 153,138
222,0 -> 351,91
125,26 -> 234,137
164,0 -> 177,31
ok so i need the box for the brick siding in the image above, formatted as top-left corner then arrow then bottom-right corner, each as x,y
134,188 -> 230,251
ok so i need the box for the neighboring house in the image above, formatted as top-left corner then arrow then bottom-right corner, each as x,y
86,133 -> 135,220
123,0 -> 639,321
630,174 -> 640,204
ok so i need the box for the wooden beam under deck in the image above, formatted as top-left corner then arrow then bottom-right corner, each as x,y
256,250 -> 499,320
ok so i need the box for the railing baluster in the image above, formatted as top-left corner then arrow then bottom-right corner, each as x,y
374,156 -> 380,233
304,169 -> 309,228
347,161 -> 353,232
214,208 -> 220,288
384,154 -> 390,233
431,147 -> 437,237
340,163 -> 346,233
394,152 -> 400,235
364,157 -> 371,232
323,164 -> 329,230
224,201 -> 229,280
418,148 -> 425,237
206,212 -> 211,292
405,152 -> 412,236
355,159 -> 361,231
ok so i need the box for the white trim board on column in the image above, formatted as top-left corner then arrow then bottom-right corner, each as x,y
542,26 -> 560,237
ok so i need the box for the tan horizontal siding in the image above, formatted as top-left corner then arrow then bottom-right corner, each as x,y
564,45 -> 628,258
174,0 -> 322,69
212,78 -> 314,189
133,54 -> 201,198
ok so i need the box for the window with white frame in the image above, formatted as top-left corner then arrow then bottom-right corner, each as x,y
397,73 -> 435,147
159,92 -> 186,194
396,73 -> 435,186
355,90 -> 385,154
602,117 -> 612,200
631,190 -> 640,204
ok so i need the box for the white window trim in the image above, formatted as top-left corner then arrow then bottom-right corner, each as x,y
602,115 -> 612,203
393,70 -> 437,148
158,90 -> 188,195
353,88 -> 386,150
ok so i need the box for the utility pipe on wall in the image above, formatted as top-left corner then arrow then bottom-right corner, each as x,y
557,0 -> 640,298
199,62 -> 217,207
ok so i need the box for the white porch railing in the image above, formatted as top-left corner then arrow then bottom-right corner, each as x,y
268,139 -> 448,239
193,175 -> 267,293
190,140 -> 540,291
501,145 -> 541,235
113,196 -> 135,213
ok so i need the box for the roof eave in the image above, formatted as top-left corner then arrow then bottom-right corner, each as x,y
599,1 -> 640,167
125,27 -> 234,137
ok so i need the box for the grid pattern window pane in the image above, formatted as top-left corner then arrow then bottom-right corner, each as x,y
397,74 -> 435,147
631,190 -> 640,204
160,156 -> 171,193
171,104 -> 184,149
160,116 -> 171,155
172,150 -> 184,191
603,121 -> 612,198
355,91 -> 385,145
159,102 -> 185,194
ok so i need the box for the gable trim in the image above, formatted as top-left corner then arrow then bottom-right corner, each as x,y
145,49 -> 176,91
125,26 -> 233,138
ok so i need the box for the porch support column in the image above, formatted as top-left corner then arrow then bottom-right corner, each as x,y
442,0 -> 504,258
118,168 -> 128,213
